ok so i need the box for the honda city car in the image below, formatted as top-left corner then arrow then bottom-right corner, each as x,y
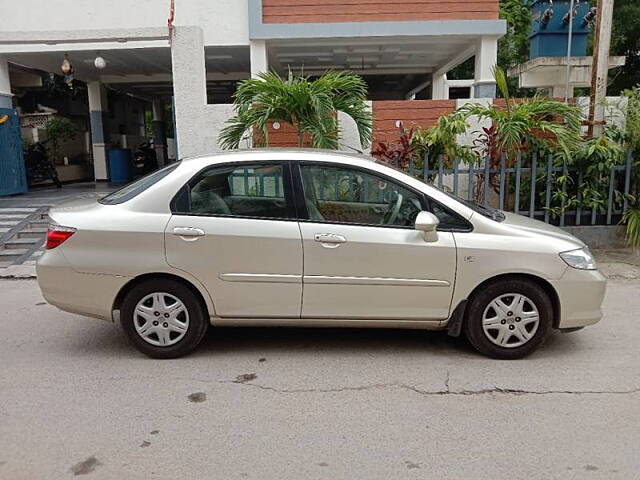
37,150 -> 606,359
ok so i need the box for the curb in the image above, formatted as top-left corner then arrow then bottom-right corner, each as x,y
0,265 -> 37,279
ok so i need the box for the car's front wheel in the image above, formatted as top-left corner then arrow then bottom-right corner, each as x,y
120,279 -> 209,358
463,278 -> 553,359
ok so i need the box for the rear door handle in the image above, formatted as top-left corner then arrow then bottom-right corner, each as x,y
314,233 -> 347,245
173,227 -> 205,237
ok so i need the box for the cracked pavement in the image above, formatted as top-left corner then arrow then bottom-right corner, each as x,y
1,279 -> 639,479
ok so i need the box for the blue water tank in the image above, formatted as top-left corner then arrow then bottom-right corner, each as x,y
108,148 -> 133,183
529,0 -> 592,59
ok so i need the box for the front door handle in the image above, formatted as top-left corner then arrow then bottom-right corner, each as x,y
173,227 -> 205,237
314,233 -> 347,246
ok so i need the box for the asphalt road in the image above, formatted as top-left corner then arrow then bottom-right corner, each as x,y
1,278 -> 639,480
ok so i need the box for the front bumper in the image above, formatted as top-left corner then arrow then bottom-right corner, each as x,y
36,248 -> 129,321
550,267 -> 607,329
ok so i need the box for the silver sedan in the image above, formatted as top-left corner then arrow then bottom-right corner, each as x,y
37,149 -> 606,359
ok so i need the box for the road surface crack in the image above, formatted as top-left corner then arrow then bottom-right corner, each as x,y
218,380 -> 640,397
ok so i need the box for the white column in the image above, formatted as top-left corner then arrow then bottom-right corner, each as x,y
0,57 -> 13,109
171,26 -> 209,158
250,40 -> 268,79
87,81 -> 109,181
474,36 -> 499,98
431,73 -> 448,100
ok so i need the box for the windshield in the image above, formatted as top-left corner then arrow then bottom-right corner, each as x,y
99,162 -> 180,205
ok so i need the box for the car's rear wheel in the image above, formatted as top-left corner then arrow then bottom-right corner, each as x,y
120,279 -> 208,358
463,278 -> 552,359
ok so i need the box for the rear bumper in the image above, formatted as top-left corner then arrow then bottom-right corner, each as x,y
36,248 -> 129,321
551,268 -> 607,329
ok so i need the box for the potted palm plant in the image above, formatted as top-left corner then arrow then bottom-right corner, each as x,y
218,70 -> 372,150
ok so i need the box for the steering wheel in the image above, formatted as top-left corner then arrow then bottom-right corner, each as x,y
381,192 -> 403,225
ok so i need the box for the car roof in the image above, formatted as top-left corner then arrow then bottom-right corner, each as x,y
181,148 -> 372,165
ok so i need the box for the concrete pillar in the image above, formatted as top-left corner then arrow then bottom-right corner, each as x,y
474,36 -> 499,98
87,81 -> 110,181
0,57 -> 13,109
152,98 -> 167,167
250,40 -> 268,79
171,26 -> 208,158
431,73 -> 448,100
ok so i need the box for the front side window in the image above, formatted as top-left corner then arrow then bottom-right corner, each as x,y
300,165 -> 423,227
173,163 -> 291,219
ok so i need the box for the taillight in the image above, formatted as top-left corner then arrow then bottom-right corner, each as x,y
46,225 -> 77,249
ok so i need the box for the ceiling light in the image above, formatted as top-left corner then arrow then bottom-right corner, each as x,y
94,53 -> 107,70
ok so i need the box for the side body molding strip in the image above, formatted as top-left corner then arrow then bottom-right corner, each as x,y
220,274 -> 450,287
304,275 -> 450,287
219,273 -> 302,283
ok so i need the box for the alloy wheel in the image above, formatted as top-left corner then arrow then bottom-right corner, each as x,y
133,292 -> 190,347
481,293 -> 540,348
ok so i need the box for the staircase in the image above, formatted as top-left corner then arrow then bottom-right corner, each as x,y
0,207 -> 49,267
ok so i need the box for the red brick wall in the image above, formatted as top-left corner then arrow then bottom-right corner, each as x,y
254,100 -> 458,148
262,0 -> 499,23
255,121 -> 313,147
372,100 -> 457,144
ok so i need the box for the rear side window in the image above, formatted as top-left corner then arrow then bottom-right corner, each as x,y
99,163 -> 180,205
172,163 -> 292,219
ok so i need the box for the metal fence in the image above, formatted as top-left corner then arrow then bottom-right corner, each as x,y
404,152 -> 636,227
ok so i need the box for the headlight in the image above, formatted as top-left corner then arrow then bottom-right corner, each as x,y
559,248 -> 597,270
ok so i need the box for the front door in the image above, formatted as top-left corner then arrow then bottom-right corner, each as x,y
165,161 -> 303,318
296,163 -> 456,320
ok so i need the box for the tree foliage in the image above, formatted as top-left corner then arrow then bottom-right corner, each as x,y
609,0 -> 640,95
498,0 -> 532,71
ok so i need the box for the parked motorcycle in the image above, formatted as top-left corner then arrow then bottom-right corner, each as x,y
24,141 -> 62,188
133,141 -> 158,176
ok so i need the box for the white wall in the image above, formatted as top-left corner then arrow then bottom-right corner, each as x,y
338,103 -> 372,153
0,0 -> 249,46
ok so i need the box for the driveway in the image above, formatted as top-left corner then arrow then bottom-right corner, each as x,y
0,278 -> 638,479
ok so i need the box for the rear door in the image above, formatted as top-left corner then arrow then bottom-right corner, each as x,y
165,161 -> 303,318
295,162 -> 457,320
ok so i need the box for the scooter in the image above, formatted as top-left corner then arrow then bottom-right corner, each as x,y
133,141 -> 158,176
24,141 -> 62,188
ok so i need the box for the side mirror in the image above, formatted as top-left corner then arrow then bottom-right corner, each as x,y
415,211 -> 439,232
415,211 -> 439,242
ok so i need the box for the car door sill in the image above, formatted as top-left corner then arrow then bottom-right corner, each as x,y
211,317 -> 444,330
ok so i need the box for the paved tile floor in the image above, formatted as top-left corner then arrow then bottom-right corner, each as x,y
0,182 -> 115,209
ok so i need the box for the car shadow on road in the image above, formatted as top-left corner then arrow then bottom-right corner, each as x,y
61,320 -> 588,361
195,326 -> 477,358
61,321 -> 477,359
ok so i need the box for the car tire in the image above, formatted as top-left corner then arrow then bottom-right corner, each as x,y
120,279 -> 209,359
463,278 -> 553,360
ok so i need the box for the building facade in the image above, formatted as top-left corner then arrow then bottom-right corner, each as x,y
0,0 -> 505,180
